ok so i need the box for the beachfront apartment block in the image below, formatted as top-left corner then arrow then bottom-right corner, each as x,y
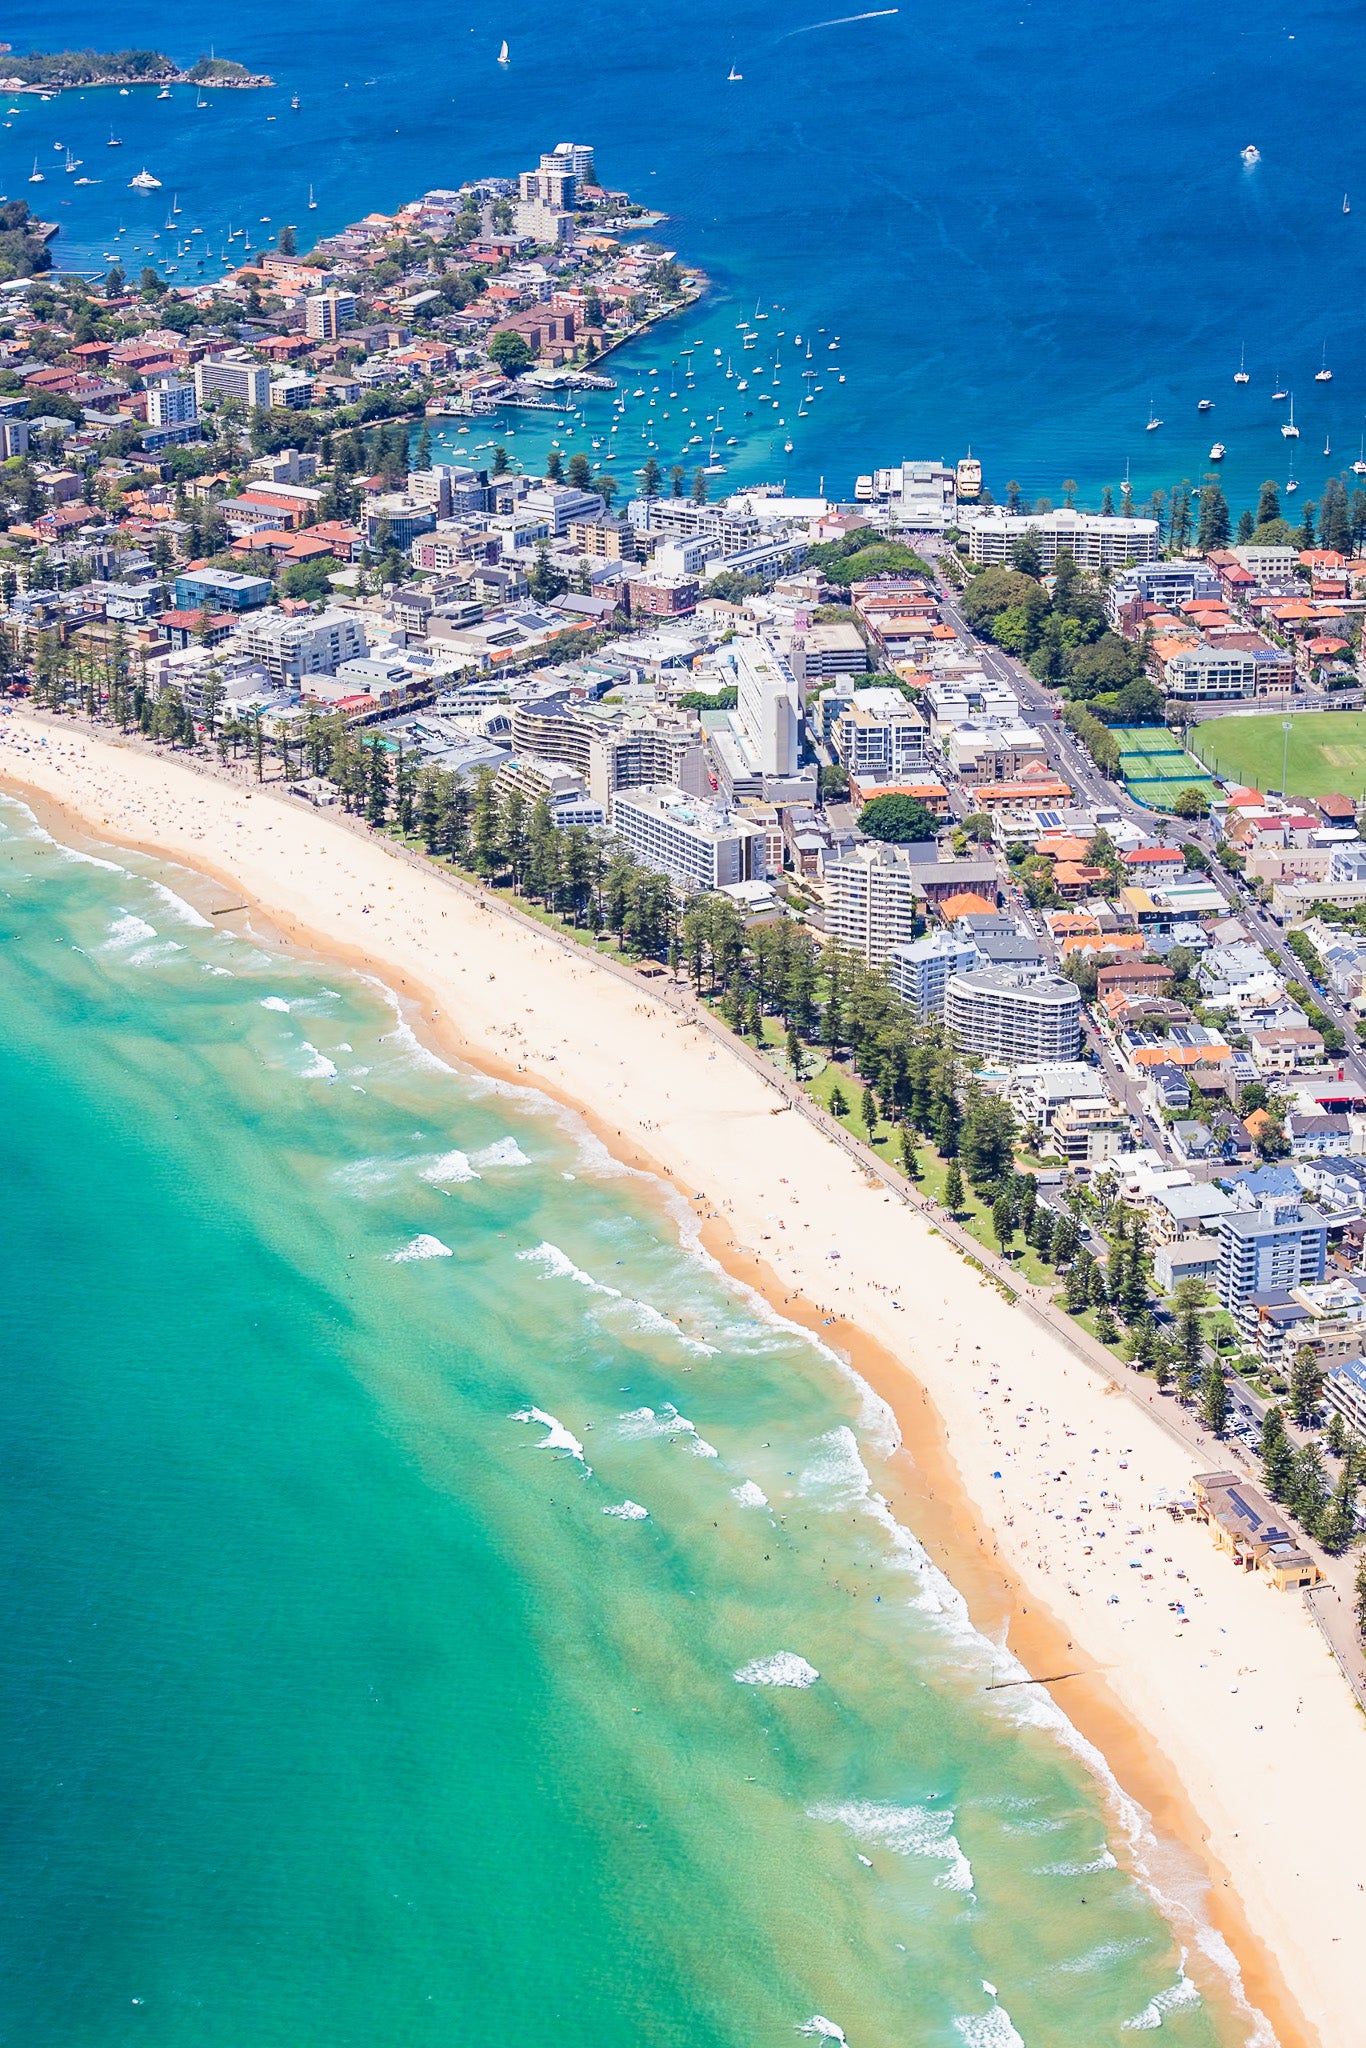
1215,1198 -> 1328,1311
305,290 -> 358,341
944,966 -> 1083,1065
825,843 -> 923,966
194,356 -> 273,412
887,932 -> 979,1018
962,507 -> 1159,571
233,607 -> 368,684
509,696 -> 708,807
610,785 -> 766,893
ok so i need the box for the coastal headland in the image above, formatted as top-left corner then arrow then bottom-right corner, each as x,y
5,707 -> 1366,2048
0,48 -> 273,91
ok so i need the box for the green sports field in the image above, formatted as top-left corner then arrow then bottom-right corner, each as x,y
1111,727 -> 1220,812
1193,712 -> 1366,801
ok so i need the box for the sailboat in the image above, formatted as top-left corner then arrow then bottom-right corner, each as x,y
290,93 -> 300,110
727,63 -> 743,79
1354,433 -> 1366,478
497,39 -> 509,62
27,158 -> 43,183
107,127 -> 122,147
1285,461 -> 1299,495
1234,343 -> 1250,384
1281,394 -> 1299,438
1345,194 -> 1351,215
1316,343 -> 1333,382
1324,432 -> 1332,458
1145,397 -> 1162,431
308,183 -> 317,209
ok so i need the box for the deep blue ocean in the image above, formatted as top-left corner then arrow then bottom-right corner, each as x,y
6,0 -> 1366,514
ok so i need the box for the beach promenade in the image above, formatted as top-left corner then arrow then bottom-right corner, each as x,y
5,706 -> 1366,2048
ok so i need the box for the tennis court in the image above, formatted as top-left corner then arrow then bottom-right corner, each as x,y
1112,727 -> 1219,812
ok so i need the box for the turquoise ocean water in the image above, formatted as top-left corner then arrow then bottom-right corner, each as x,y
7,0 -> 1366,510
0,789 -> 1263,2046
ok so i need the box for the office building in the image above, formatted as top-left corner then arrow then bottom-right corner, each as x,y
825,843 -> 923,965
610,785 -> 765,893
963,507 -> 1159,570
233,607 -> 368,683
1215,1197 -> 1329,1312
887,931 -> 979,1017
360,494 -> 438,550
1163,646 -> 1260,702
944,966 -> 1083,1064
305,289 -> 358,341
854,461 -> 957,527
174,567 -> 272,613
195,356 -> 273,412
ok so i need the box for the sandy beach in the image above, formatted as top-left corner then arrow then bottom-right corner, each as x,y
4,709 -> 1364,2048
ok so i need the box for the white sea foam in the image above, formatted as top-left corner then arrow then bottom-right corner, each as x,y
472,1136 -> 530,1167
953,2009 -> 1025,2048
334,1156 -> 402,1194
734,1653 -> 819,1689
732,1480 -> 769,1508
800,1426 -> 877,1509
299,1042 -> 339,1080
610,1296 -> 718,1356
519,1240 -> 622,1296
1036,1850 -> 1118,1876
1123,1973 -> 1202,2030
616,1402 -> 714,1453
103,912 -> 157,949
796,2022 -> 846,2043
389,1234 -> 454,1262
260,996 -> 292,1013
808,1800 -> 973,1892
420,1149 -> 481,1185
1057,1936 -> 1149,1974
602,1500 -> 649,1520
145,879 -> 212,927
511,1406 -> 586,1463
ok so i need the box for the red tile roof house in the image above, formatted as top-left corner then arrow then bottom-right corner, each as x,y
1122,846 -> 1187,885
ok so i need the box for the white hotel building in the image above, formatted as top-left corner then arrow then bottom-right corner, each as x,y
963,507 -> 1159,571
945,965 -> 1083,1064
610,785 -> 766,894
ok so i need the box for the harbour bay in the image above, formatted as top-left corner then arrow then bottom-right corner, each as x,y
7,0 -> 1366,510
